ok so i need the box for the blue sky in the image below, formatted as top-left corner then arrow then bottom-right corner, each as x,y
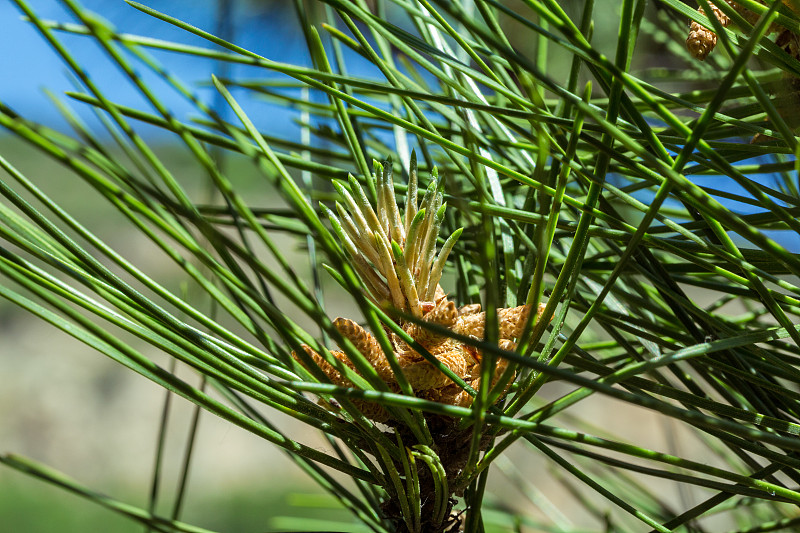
3,1 -> 799,253
2,0 -> 314,139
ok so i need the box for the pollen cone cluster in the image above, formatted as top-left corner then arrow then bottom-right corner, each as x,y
686,1 -> 793,60
685,1 -> 800,142
293,155 -> 546,422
